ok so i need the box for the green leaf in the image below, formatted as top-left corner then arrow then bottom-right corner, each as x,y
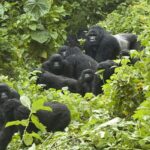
24,0 -> 52,19
5,120 -> 29,127
23,133 -> 34,146
0,4 -> 4,18
20,95 -> 31,109
31,31 -> 50,43
31,115 -> 46,132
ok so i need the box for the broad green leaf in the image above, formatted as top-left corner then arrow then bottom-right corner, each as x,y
24,0 -> 52,19
20,95 -> 31,109
23,133 -> 33,146
32,99 -> 51,113
31,31 -> 50,43
0,4 -> 4,17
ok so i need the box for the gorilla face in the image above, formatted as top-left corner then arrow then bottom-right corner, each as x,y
0,84 -> 10,104
80,69 -> 95,82
87,26 -> 104,46
58,46 -> 69,58
50,54 -> 64,73
0,83 -> 20,104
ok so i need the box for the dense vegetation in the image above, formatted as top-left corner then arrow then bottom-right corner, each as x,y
1,0 -> 150,149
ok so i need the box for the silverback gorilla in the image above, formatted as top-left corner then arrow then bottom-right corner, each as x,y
84,25 -> 142,62
84,25 -> 121,62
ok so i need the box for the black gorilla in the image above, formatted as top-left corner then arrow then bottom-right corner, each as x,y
84,25 -> 121,62
0,84 -> 20,150
93,60 -> 118,95
0,99 -> 71,150
42,54 -> 70,76
0,84 -> 20,129
65,53 -> 98,79
114,33 -> 143,51
0,84 -> 71,150
37,70 -> 80,93
78,69 -> 95,96
58,45 -> 82,58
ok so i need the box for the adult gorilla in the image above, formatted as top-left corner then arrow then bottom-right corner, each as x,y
0,84 -> 71,150
65,53 -> 98,79
0,83 -> 20,150
36,70 -> 80,93
84,25 -> 121,62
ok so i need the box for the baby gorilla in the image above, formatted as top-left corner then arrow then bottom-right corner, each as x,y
0,99 -> 71,150
78,69 -> 95,96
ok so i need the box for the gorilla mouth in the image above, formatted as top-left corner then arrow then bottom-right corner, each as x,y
62,51 -> 67,57
84,74 -> 90,79
54,62 -> 60,67
89,36 -> 96,42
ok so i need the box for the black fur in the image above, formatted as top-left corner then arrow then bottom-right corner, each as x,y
0,84 -> 20,150
93,60 -> 118,95
78,69 -> 95,96
65,53 -> 98,79
84,25 -> 121,62
37,70 -> 80,93
0,99 -> 71,149
41,54 -> 70,76
58,45 -> 82,58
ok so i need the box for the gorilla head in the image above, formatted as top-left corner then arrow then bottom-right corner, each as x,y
79,69 -> 95,95
0,83 -> 20,104
79,69 -> 95,83
58,45 -> 82,58
97,60 -> 118,81
87,25 -> 105,46
58,45 -> 69,58
49,54 -> 65,75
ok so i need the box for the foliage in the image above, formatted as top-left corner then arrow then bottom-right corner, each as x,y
1,0 -> 150,149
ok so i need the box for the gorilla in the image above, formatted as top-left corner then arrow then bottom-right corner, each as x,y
93,60 -> 118,95
78,69 -> 95,96
0,84 -> 20,129
84,25 -> 121,62
119,49 -> 139,64
37,70 -> 80,93
41,54 -> 70,76
64,53 -> 98,79
0,99 -> 71,150
0,84 -> 20,150
58,45 -> 82,58
114,33 -> 143,51
0,84 -> 71,150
